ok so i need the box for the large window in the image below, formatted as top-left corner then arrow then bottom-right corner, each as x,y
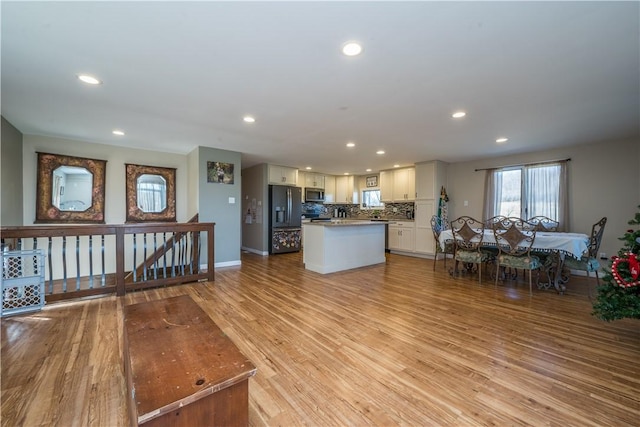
484,161 -> 568,228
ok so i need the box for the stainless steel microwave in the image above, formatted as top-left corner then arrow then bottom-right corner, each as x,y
305,188 -> 325,202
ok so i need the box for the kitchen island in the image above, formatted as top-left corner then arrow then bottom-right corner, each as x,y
303,220 -> 386,274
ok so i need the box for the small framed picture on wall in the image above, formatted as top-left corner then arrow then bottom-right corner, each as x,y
366,175 -> 378,187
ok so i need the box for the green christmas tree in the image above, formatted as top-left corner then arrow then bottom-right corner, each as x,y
592,205 -> 640,321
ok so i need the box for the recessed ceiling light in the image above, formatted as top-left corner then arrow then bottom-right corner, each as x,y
496,137 -> 509,143
77,74 -> 102,85
112,130 -> 125,136
452,111 -> 466,118
346,142 -> 356,148
376,150 -> 385,155
393,164 -> 400,168
343,172 -> 350,175
366,169 -> 372,172
243,116 -> 256,123
342,42 -> 363,56
305,166 -> 312,170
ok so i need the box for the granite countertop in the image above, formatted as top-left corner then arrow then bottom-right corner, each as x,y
351,217 -> 414,222
305,219 -> 387,226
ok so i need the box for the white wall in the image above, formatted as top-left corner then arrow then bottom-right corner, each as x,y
446,138 -> 640,259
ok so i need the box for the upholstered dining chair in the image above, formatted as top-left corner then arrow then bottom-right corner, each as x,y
451,216 -> 491,283
431,215 -> 455,271
493,217 -> 541,295
563,217 -> 607,298
527,216 -> 560,232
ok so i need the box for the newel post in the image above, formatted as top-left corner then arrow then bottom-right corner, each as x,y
208,223 -> 215,282
115,226 -> 126,296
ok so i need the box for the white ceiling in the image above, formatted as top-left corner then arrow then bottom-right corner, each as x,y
2,1 -> 638,176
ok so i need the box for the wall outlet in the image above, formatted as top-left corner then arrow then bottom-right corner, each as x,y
393,207 -> 398,212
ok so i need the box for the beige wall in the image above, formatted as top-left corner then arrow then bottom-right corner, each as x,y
241,164 -> 269,254
446,138 -> 640,259
22,135 -> 189,224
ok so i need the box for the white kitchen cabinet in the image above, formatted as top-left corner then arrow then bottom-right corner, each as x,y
304,173 -> 325,189
297,171 -> 306,189
415,160 -> 447,200
414,200 -> 436,254
394,167 -> 415,201
324,175 -> 336,203
414,161 -> 448,255
268,165 -> 298,186
380,167 -> 415,202
335,175 -> 358,204
379,170 -> 394,202
388,221 -> 415,252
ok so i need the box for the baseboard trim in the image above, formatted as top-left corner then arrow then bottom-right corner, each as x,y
241,247 -> 269,256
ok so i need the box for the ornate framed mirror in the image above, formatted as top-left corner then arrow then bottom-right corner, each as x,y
125,164 -> 176,222
36,152 -> 107,223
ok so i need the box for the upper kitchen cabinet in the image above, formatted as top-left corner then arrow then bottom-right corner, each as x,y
379,170 -> 394,202
297,171 -> 305,188
324,175 -> 336,203
334,175 -> 358,204
380,167 -> 415,202
268,164 -> 298,186
415,161 -> 448,200
304,173 -> 325,189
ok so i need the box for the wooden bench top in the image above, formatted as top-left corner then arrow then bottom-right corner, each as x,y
124,295 -> 257,424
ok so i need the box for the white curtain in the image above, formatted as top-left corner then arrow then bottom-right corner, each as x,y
137,182 -> 166,212
525,164 -> 560,218
483,169 -> 499,220
483,160 -> 569,229
524,162 -> 568,230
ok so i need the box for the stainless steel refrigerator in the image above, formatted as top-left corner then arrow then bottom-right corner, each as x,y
269,185 -> 302,254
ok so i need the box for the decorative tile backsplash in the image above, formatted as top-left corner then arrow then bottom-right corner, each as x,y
303,202 -> 415,219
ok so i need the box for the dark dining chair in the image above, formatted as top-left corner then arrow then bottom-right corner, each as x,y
563,217 -> 607,298
527,216 -> 560,232
485,215 -> 508,231
430,215 -> 455,271
451,216 -> 491,283
493,217 -> 541,295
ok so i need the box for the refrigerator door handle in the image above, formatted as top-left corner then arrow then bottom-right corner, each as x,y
287,188 -> 292,224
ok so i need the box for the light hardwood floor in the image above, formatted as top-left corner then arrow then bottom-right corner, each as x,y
2,252 -> 639,426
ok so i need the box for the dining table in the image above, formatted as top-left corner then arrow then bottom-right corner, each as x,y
439,229 -> 590,293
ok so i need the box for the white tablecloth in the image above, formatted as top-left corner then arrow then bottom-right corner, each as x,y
439,230 -> 590,259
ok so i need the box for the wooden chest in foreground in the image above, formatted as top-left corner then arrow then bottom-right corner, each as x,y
124,295 -> 257,426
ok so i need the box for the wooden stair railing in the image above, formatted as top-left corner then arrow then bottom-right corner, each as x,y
124,214 -> 200,284
0,220 -> 215,302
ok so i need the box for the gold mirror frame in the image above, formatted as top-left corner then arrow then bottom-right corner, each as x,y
36,152 -> 107,224
126,164 -> 176,222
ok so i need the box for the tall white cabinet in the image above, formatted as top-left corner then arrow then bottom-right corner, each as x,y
414,161 -> 448,255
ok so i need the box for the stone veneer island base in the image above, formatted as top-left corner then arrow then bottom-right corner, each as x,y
303,221 -> 386,274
